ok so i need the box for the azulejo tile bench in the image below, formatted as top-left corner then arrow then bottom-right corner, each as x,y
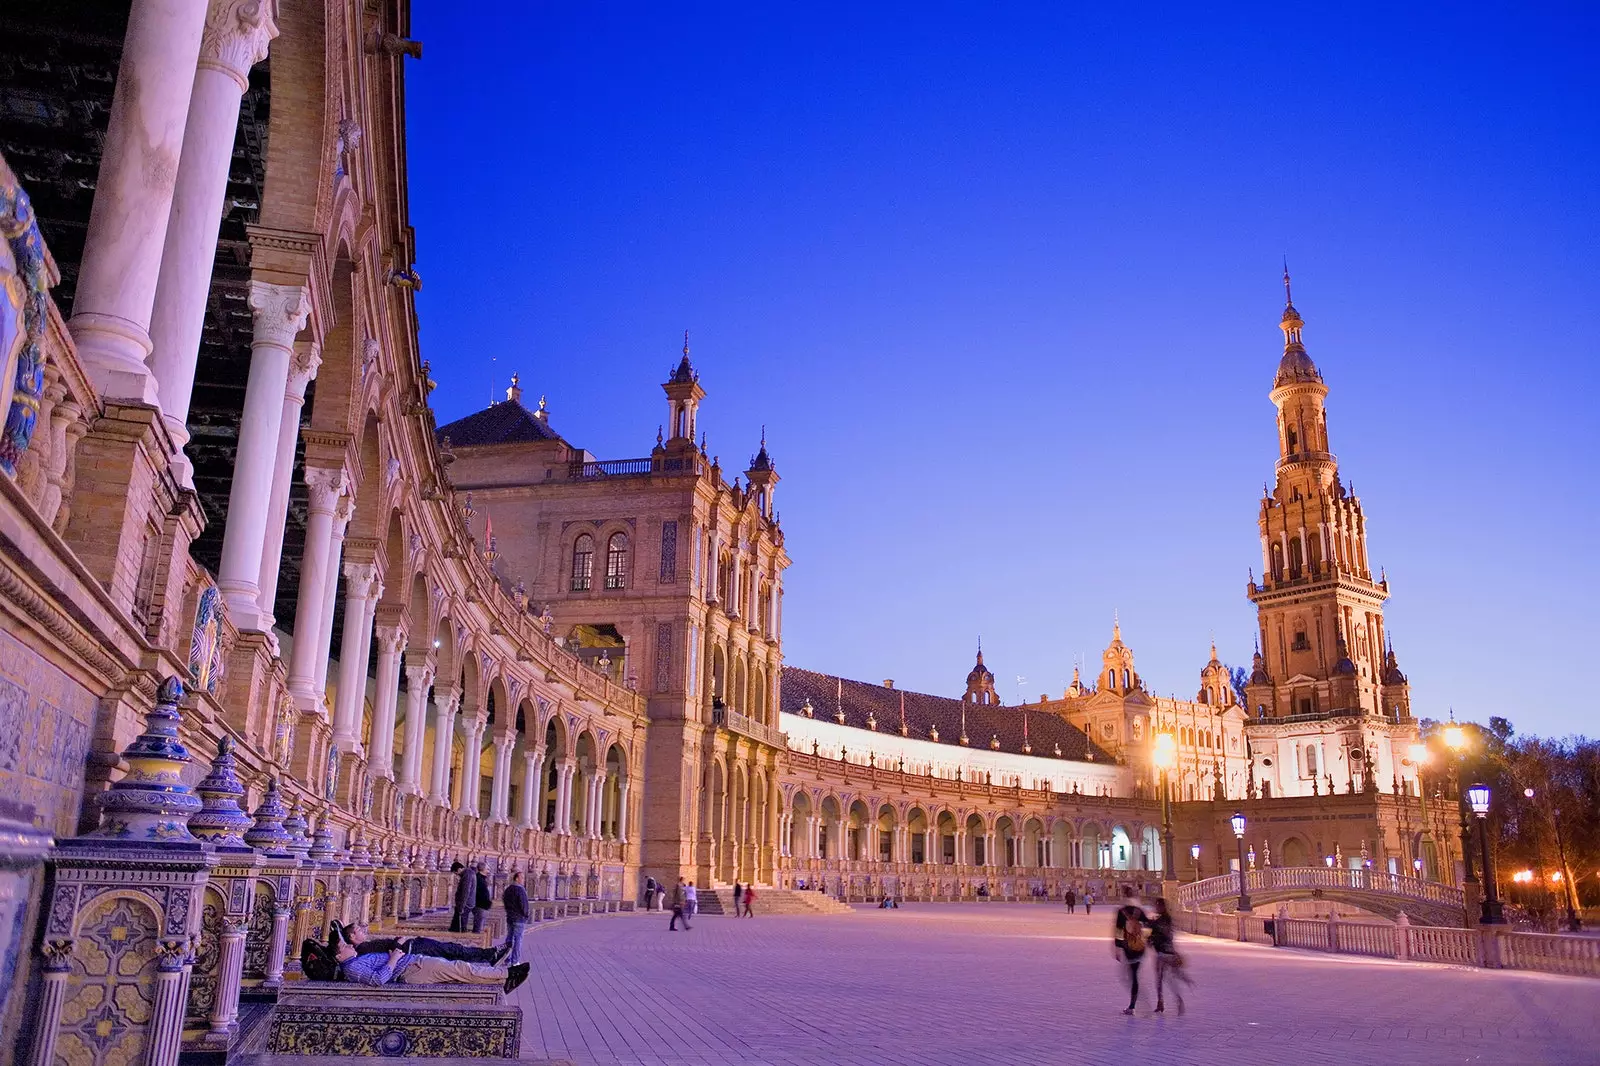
265,984 -> 520,1058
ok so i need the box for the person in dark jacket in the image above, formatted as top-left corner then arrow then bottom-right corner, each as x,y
502,871 -> 531,966
473,862 -> 492,933
327,920 -> 507,966
451,860 -> 476,933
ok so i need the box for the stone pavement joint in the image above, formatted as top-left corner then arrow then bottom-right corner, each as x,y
511,905 -> 1595,1066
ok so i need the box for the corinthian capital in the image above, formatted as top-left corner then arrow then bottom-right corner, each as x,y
199,0 -> 280,88
303,466 -> 348,514
249,281 -> 312,352
342,561 -> 379,599
288,342 -> 323,397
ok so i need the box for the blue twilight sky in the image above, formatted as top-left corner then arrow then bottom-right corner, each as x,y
405,3 -> 1599,739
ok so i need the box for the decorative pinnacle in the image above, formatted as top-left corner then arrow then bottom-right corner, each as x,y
188,735 -> 253,850
89,676 -> 201,843
683,329 -> 690,357
1283,257 -> 1292,306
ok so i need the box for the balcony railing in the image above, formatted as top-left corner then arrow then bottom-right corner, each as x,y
711,706 -> 785,747
567,454 -> 707,480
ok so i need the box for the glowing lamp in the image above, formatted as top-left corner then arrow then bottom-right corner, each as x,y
1443,725 -> 1466,752
1230,812 -> 1246,838
1466,783 -> 1491,817
1190,843 -> 1200,861
1153,732 -> 1176,769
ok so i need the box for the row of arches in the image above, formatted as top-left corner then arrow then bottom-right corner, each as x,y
780,794 -> 1165,872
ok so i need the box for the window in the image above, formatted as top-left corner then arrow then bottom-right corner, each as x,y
570,534 -> 594,591
1292,630 -> 1310,651
605,532 -> 629,589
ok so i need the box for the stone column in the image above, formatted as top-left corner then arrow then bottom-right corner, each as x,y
398,661 -> 432,794
255,343 -> 320,630
309,496 -> 354,704
148,0 -> 280,475
518,749 -> 542,828
458,715 -> 485,816
616,776 -> 630,842
556,761 -> 576,835
428,690 -> 458,804
285,469 -> 345,712
67,0 -> 210,404
489,735 -> 514,823
590,771 -> 608,839
368,626 -> 405,779
217,282 -> 311,626
331,562 -> 377,752
264,904 -> 290,985
207,916 -> 247,1034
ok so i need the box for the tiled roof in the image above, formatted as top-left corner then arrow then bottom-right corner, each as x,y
437,400 -> 564,447
780,667 -> 1112,763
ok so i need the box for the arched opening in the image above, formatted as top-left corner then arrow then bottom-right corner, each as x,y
1081,822 -> 1103,869
604,532 -> 629,589
847,800 -> 870,861
1110,825 -> 1133,870
876,804 -> 897,863
965,813 -> 987,865
570,534 -> 594,591
819,797 -> 841,860
907,808 -> 928,864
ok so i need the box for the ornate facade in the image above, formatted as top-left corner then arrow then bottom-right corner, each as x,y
0,0 -> 1447,1062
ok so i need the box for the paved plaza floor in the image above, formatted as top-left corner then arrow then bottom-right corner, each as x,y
511,904 -> 1596,1066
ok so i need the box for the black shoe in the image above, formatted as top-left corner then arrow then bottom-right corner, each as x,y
504,963 -> 529,994
493,943 -> 512,965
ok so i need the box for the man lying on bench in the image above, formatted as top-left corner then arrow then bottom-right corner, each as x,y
330,920 -> 508,966
334,936 -> 530,993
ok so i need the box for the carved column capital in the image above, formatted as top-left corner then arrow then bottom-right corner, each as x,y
248,281 -> 312,352
376,624 -> 407,655
342,560 -> 378,599
288,341 -> 323,398
40,939 -> 75,972
303,466 -> 348,515
404,662 -> 434,689
199,0 -> 279,88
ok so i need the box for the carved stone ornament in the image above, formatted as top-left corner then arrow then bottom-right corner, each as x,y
198,0 -> 279,84
248,281 -> 313,351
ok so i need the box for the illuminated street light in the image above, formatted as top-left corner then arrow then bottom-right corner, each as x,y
1467,783 -> 1504,923
1230,812 -> 1250,911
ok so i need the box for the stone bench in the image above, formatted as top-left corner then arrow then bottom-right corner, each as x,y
267,983 -> 520,1058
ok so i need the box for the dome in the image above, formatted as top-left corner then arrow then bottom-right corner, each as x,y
1274,345 -> 1322,387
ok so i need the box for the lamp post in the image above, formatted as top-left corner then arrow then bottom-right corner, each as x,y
1230,812 -> 1251,912
1466,783 -> 1504,924
1407,742 -> 1435,880
1443,723 -> 1474,884
1190,843 -> 1201,882
1153,733 -> 1176,877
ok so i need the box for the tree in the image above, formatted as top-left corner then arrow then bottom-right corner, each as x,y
1227,665 -> 1249,708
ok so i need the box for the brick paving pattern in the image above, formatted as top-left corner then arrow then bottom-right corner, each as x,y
513,904 -> 1597,1065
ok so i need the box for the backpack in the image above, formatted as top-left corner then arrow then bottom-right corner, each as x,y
300,938 -> 337,982
1122,917 -> 1146,953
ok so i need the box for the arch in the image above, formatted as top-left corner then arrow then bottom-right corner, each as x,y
965,812 -> 987,865
604,531 -> 630,589
573,730 -> 600,836
1080,822 -> 1103,869
1051,819 -> 1072,869
1022,817 -> 1046,869
847,799 -> 871,861
906,806 -> 929,864
570,532 -> 595,591
186,884 -> 230,1024
1109,825 -> 1133,870
1279,835 -> 1311,868
875,803 -> 897,863
818,795 -> 841,860
64,893 -> 164,1063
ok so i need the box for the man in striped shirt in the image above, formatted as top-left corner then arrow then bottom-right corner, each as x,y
335,939 -> 529,993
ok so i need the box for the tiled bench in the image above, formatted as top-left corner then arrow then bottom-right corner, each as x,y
267,984 -> 519,1058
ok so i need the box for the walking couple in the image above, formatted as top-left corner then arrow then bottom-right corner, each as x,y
1112,893 -> 1191,1015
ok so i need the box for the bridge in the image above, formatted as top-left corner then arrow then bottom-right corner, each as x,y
1174,866 -> 1468,926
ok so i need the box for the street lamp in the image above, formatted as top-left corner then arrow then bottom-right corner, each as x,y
1230,812 -> 1251,911
1190,843 -> 1201,881
1407,742 -> 1435,880
1153,732 -> 1176,878
1443,723 -> 1475,884
1466,783 -> 1504,924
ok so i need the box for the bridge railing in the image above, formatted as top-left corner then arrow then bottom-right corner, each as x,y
1173,866 -> 1464,911
1177,907 -> 1599,978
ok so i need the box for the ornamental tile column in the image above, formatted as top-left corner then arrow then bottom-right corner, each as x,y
330,562 -> 377,752
217,282 -> 311,626
148,0 -> 279,478
67,0 -> 210,404
368,625 -> 405,779
398,660 -> 432,794
286,469 -> 346,712
255,342 -> 320,630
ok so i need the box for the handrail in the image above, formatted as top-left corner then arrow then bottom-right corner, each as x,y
1173,866 -> 1464,910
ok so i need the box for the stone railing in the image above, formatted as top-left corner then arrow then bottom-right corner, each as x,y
779,858 -> 1161,901
1174,865 -> 1464,911
712,706 -> 785,747
1177,907 -> 1600,978
781,750 -> 1138,809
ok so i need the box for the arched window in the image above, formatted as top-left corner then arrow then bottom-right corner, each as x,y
1122,669 -> 1130,689
605,532 -> 629,589
570,534 -> 594,591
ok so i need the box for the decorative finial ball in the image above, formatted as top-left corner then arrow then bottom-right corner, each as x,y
158,676 -> 186,705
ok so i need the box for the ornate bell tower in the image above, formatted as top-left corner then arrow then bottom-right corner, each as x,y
1244,271 -> 1403,723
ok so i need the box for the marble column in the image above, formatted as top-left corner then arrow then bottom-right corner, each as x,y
216,282 -> 311,627
489,735 -> 513,823
458,715 -> 485,816
148,0 -> 280,475
330,562 -> 377,752
368,625 -> 405,779
25,943 -> 73,1066
428,690 -> 458,804
616,776 -> 630,842
148,943 -> 190,1066
590,771 -> 608,839
264,904 -> 290,985
67,0 -> 210,405
285,469 -> 345,712
555,761 -> 575,835
310,495 -> 353,704
398,661 -> 431,794
256,342 -> 320,631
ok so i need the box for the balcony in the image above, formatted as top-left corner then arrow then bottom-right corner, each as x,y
711,706 -> 785,747
567,454 -> 707,480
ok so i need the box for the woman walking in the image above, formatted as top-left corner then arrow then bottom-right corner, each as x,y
1149,897 -> 1190,1015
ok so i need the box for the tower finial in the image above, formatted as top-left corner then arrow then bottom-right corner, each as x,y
683,329 -> 690,357
1283,257 -> 1292,306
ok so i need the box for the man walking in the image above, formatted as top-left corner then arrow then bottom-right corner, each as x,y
1065,888 -> 1077,914
503,871 -> 531,967
1113,892 -> 1150,1015
451,860 -> 476,933
669,877 -> 691,931
472,862 -> 493,933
